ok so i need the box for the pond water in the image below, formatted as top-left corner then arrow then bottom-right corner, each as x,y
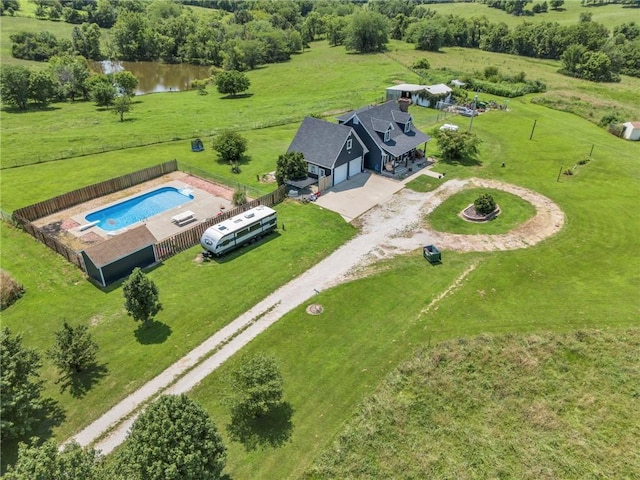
90,60 -> 212,95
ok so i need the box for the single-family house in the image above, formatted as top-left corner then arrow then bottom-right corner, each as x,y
621,121 -> 640,141
337,101 -> 431,174
287,116 -> 368,187
385,83 -> 453,108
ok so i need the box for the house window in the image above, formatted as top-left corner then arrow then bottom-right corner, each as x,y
384,128 -> 390,142
353,116 -> 359,125
405,121 -> 412,133
308,164 -> 318,175
346,138 -> 353,150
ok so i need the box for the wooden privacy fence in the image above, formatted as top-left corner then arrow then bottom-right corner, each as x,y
155,185 -> 286,261
10,161 -> 178,274
12,160 -> 178,224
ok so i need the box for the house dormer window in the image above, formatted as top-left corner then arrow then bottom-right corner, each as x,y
405,120 -> 412,133
346,138 -> 353,150
384,128 -> 391,142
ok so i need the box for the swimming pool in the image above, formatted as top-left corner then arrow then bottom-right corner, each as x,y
86,186 -> 194,231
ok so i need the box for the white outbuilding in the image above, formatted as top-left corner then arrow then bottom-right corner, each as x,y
621,121 -> 640,141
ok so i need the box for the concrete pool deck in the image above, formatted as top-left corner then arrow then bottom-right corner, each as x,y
68,180 -> 232,241
32,172 -> 237,250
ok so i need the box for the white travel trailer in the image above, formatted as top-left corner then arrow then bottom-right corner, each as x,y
200,205 -> 277,256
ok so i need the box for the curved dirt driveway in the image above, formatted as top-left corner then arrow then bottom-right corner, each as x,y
66,178 -> 564,454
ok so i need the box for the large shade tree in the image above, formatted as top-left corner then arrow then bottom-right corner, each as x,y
212,130 -> 247,168
344,10 -> 389,53
117,394 -> 226,480
215,69 -> 250,96
230,353 -> 284,418
0,327 -> 45,439
275,151 -> 307,185
3,440 -> 104,480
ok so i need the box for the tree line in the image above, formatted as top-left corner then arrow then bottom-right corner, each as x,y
6,0 -> 639,84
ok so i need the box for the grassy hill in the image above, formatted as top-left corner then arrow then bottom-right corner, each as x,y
1,19 -> 639,478
306,328 -> 640,479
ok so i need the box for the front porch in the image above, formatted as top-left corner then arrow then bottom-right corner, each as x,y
379,151 -> 436,180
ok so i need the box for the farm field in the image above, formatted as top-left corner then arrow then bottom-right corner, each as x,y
1,8 -> 640,478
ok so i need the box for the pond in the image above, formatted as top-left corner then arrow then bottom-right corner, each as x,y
91,60 -> 212,95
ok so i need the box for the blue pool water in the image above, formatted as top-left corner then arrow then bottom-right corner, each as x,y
86,186 -> 194,231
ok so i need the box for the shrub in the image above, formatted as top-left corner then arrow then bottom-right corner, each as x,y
577,156 -> 591,165
233,188 -> 247,205
474,194 -> 496,215
0,270 -> 24,310
564,168 -> 574,176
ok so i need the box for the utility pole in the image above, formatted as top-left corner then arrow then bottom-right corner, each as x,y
467,93 -> 478,132
529,120 -> 537,140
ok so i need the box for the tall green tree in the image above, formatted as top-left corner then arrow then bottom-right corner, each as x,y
212,130 -> 247,167
47,321 -> 99,378
48,54 -> 90,101
4,440 -> 104,480
0,327 -> 45,439
88,74 -> 117,107
117,394 -> 226,480
0,65 -> 31,109
122,268 -> 162,327
344,10 -> 389,53
72,22 -> 102,60
113,70 -> 138,97
230,353 -> 284,418
275,151 -> 307,185
215,69 -> 250,96
29,70 -> 58,107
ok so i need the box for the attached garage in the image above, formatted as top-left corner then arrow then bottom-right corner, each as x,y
333,162 -> 348,185
348,156 -> 362,178
81,225 -> 157,287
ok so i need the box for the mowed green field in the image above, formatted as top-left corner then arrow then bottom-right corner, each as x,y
424,0 -> 635,30
1,19 -> 640,478
187,98 -> 640,479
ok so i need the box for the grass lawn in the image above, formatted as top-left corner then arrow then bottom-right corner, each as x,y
1,29 -> 639,478
0,200 -> 356,470
185,98 -> 639,478
425,187 -> 537,235
306,328 -> 640,479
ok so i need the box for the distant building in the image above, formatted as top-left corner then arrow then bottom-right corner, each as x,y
385,83 -> 452,108
621,121 -> 640,141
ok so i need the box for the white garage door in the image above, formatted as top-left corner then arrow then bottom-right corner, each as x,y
333,163 -> 348,185
348,156 -> 362,178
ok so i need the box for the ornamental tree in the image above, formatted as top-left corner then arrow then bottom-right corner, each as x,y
474,193 -> 496,215
123,268 -> 162,328
0,327 -> 45,439
118,394 -> 226,480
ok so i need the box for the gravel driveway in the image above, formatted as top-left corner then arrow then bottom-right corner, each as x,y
65,178 -> 564,454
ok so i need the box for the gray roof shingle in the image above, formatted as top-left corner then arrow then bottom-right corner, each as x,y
338,101 -> 430,157
287,117 -> 354,169
83,225 -> 156,268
